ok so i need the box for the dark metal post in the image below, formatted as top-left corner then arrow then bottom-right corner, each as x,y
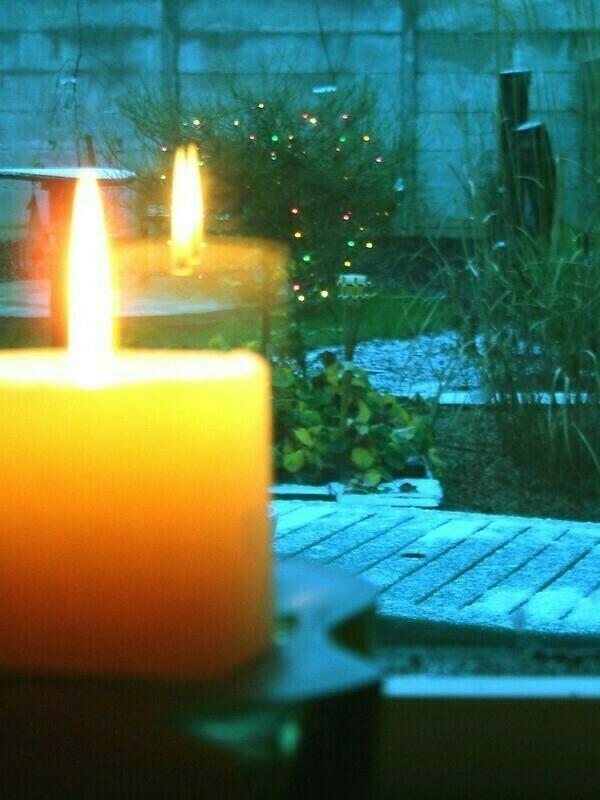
498,70 -> 531,230
514,121 -> 556,245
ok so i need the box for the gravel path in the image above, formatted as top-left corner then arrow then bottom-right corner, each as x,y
307,332 -> 483,398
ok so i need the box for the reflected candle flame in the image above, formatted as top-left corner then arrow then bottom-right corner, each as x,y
171,143 -> 203,276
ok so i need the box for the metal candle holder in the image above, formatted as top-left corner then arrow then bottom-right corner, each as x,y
1,560 -> 380,800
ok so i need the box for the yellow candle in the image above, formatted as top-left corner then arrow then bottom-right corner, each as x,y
0,173 -> 273,681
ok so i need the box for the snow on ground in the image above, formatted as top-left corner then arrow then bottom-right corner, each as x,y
306,332 -> 484,398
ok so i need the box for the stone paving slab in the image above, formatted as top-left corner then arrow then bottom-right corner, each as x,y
274,474 -> 443,508
272,500 -> 600,641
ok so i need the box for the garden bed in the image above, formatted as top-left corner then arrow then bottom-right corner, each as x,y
434,405 -> 600,522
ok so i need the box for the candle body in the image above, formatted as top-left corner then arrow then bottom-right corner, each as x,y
0,350 -> 272,680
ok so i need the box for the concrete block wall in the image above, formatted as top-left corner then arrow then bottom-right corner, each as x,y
0,1 -> 164,239
410,0 -> 600,236
0,0 -> 599,242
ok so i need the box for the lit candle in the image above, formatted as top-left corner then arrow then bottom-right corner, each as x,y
171,143 -> 203,276
0,172 -> 273,680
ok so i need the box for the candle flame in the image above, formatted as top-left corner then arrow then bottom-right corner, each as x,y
68,171 -> 115,387
171,143 -> 203,276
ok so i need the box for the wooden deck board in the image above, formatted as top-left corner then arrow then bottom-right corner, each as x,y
272,501 -> 600,639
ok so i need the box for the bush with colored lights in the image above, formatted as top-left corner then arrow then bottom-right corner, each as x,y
122,81 -> 405,296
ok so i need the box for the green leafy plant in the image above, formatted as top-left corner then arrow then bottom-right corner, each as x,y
272,355 -> 435,486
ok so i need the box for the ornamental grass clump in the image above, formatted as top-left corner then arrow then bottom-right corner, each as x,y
457,230 -> 600,484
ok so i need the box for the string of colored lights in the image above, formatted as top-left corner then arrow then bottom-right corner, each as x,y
155,97 -> 398,299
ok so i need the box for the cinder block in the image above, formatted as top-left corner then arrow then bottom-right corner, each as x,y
418,0 -> 580,34
179,1 -> 403,35
417,31 -> 498,75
